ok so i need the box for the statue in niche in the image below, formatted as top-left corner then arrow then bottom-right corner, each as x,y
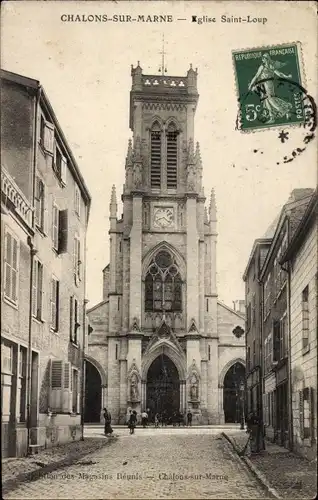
187,166 -> 196,192
133,163 -> 142,189
130,373 -> 139,401
190,374 -> 199,400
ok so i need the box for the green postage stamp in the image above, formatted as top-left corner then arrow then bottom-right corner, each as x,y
233,43 -> 304,132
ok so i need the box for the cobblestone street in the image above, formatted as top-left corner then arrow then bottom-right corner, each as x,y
4,429 -> 270,499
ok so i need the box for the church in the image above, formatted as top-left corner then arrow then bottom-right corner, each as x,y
85,63 -> 246,425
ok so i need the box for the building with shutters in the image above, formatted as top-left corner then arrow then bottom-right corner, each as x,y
85,63 -> 245,426
1,69 -> 91,457
243,238 -> 272,424
280,190 -> 317,460
248,188 -> 315,452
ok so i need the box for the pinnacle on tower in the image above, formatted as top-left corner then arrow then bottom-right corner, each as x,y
209,188 -> 217,221
109,184 -> 117,218
188,138 -> 195,164
204,206 -> 209,224
126,138 -> 133,166
133,136 -> 142,163
195,141 -> 202,168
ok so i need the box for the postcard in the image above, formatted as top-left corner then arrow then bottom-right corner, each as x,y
1,1 -> 317,499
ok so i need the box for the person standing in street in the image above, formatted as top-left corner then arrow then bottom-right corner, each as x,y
141,410 -> 148,428
103,407 -> 113,436
129,410 -> 137,434
186,410 -> 193,427
154,413 -> 159,428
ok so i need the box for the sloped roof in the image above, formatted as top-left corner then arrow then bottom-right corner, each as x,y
260,192 -> 314,280
217,300 -> 245,320
281,190 -> 317,263
262,213 -> 280,239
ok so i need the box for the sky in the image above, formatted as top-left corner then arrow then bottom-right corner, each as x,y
2,1 -> 317,309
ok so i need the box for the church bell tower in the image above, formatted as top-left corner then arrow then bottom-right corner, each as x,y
107,62 -> 219,424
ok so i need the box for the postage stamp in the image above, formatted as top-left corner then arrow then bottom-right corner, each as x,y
233,42 -> 304,131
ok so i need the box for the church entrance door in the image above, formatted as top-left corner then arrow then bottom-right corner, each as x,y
84,360 -> 102,423
223,362 -> 245,423
146,354 -> 180,422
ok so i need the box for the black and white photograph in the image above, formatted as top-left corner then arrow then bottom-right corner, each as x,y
1,1 -> 317,498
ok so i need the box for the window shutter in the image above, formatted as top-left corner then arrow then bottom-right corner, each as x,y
75,187 -> 80,216
44,122 -> 54,154
310,387 -> 314,443
273,321 -> 280,361
32,261 -> 38,317
61,156 -> 67,185
56,281 -> 60,331
77,239 -> 81,280
73,238 -> 77,274
11,238 -> 18,302
50,359 -> 63,412
70,296 -> 74,342
58,209 -> 68,254
299,390 -> 304,440
35,177 -> 41,225
74,298 -> 79,344
62,362 -> 72,412
50,279 -> 57,329
37,262 -> 43,319
52,205 -> 59,250
77,373 -> 81,414
4,231 -> 12,299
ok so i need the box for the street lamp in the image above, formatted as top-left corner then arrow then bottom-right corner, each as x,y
240,381 -> 245,430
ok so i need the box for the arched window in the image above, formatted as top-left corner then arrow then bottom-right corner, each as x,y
166,123 -> 178,189
144,250 -> 182,312
150,122 -> 162,188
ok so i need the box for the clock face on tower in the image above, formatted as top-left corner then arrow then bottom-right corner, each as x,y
153,207 -> 175,228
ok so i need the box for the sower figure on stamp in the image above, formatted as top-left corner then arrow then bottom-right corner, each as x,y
248,53 -> 293,124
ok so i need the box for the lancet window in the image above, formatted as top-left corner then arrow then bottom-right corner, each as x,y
145,250 -> 182,312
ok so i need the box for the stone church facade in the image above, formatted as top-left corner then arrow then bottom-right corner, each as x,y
86,63 -> 245,424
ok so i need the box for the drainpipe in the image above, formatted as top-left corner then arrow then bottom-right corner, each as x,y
80,204 -> 89,441
281,224 -> 293,451
81,299 -> 89,441
258,276 -> 264,443
26,87 -> 41,454
26,237 -> 37,452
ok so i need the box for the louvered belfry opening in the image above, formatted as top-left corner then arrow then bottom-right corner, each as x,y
166,124 -> 178,189
150,123 -> 162,188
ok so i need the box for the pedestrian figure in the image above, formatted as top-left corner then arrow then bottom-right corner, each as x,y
246,412 -> 260,454
154,413 -> 159,428
129,410 -> 137,434
186,410 -> 192,427
172,411 -> 177,427
161,410 -> 166,427
103,407 -> 113,436
141,410 -> 148,428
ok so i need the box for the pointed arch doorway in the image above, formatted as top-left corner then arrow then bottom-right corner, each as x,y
223,362 -> 245,423
146,354 -> 180,421
84,360 -> 102,423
